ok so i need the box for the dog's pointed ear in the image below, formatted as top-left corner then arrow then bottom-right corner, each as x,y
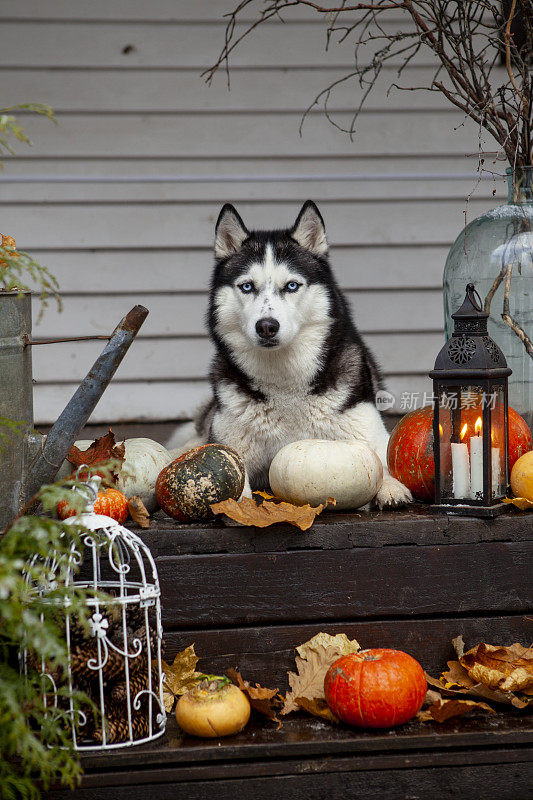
290,201 -> 328,256
215,204 -> 249,258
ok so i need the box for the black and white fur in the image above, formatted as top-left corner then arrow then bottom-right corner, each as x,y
195,201 -> 412,508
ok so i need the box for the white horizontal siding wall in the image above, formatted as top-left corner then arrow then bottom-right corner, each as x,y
0,1 -> 507,423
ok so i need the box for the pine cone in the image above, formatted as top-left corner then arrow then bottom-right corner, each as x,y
70,641 -> 125,682
125,605 -> 146,631
108,625 -> 134,649
110,664 -> 160,703
92,704 -> 151,744
132,623 -> 157,652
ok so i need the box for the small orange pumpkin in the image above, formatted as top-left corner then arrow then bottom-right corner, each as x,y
58,488 -> 129,523
324,649 -> 427,728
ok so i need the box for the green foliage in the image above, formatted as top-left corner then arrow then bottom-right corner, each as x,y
0,474 -> 113,800
0,103 -> 59,310
0,104 -> 55,160
0,244 -> 61,315
0,418 -> 28,451
0,99 -> 91,798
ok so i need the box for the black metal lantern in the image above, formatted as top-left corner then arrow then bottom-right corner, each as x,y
429,283 -> 511,517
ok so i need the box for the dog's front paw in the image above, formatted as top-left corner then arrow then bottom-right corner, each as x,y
238,472 -> 253,501
374,476 -> 412,510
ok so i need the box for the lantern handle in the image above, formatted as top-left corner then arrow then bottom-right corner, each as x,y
466,282 -> 483,312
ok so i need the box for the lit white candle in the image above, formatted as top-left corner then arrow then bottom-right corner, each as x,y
491,447 -> 501,495
451,434 -> 470,499
470,417 -> 483,499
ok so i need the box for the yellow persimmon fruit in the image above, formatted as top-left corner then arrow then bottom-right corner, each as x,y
175,678 -> 250,738
510,450 -> 533,502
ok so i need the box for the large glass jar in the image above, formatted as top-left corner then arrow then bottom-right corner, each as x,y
443,167 -> 533,432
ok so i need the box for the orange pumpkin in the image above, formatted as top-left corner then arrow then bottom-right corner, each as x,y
387,405 -> 532,502
324,649 -> 427,728
58,488 -> 129,523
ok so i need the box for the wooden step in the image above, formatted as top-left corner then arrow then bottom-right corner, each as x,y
50,506 -> 533,798
50,715 -> 533,799
137,505 -> 532,685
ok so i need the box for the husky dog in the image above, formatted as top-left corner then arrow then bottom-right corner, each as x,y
195,201 -> 412,509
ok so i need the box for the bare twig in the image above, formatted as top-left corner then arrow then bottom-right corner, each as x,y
484,265 -> 507,315
502,261 -> 533,357
504,0 -> 526,108
205,0 -> 533,168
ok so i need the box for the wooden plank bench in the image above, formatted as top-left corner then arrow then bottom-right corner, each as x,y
50,505 -> 533,799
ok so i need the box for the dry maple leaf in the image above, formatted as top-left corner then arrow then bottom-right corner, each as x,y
451,634 -> 465,659
460,642 -> 533,693
502,497 -> 533,511
161,644 -> 203,713
283,632 -> 360,716
254,491 -> 275,500
283,646 -> 339,715
426,661 -> 533,710
226,668 -> 281,723
296,632 -> 360,660
128,495 -> 150,529
295,697 -> 339,724
440,660 -> 476,689
418,697 -> 495,723
68,429 -> 126,482
211,496 -> 335,531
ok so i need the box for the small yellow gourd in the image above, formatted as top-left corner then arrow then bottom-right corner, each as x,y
510,450 -> 533,501
175,679 -> 251,738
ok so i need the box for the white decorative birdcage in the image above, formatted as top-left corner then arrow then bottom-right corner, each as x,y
22,476 -> 166,750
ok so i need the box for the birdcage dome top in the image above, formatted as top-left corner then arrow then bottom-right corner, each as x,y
62,512 -> 160,600
57,473 -> 159,594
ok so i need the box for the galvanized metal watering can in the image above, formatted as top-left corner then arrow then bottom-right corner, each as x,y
0,290 -> 148,528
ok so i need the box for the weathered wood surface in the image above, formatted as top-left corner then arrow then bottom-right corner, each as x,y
155,541 -> 530,628
48,762 -> 533,800
47,716 -> 533,798
50,509 -> 532,798
138,505 -> 533,554
142,506 -> 532,684
163,615 -> 532,690
79,715 -> 533,771
129,507 -> 533,631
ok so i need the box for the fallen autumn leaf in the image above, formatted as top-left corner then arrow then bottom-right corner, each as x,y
68,429 -> 125,482
128,495 -> 150,529
161,644 -> 204,712
418,697 -> 495,723
211,496 -> 336,531
460,642 -> 533,694
283,631 -> 360,715
226,668 -> 281,723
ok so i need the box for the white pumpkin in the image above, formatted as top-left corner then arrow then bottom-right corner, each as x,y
58,437 -> 172,512
269,439 -> 383,509
117,438 -> 173,512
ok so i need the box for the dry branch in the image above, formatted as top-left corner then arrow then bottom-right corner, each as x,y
205,0 -> 532,168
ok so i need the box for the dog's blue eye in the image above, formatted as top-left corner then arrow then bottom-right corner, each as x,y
240,282 -> 254,293
285,281 -> 300,293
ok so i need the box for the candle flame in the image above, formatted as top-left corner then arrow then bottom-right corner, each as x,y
475,416 -> 482,435
460,423 -> 468,440
439,423 -> 443,437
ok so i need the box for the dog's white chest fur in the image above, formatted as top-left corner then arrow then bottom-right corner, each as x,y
212,381 -> 390,486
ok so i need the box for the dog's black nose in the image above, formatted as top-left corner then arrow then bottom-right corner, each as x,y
255,317 -> 280,339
